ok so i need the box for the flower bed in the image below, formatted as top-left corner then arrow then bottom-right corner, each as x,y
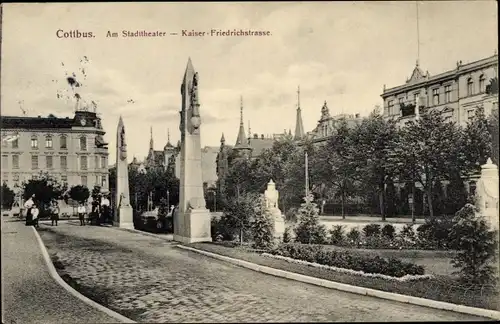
261,253 -> 433,282
269,243 -> 425,278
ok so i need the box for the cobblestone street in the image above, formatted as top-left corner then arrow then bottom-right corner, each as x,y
38,223 -> 488,323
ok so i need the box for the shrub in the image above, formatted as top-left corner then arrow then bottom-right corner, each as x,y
399,224 -> 416,242
294,194 -> 328,244
285,207 -> 298,223
251,195 -> 275,250
270,243 -> 425,277
346,228 -> 361,245
449,204 -> 498,284
329,225 -> 345,245
283,226 -> 293,243
417,217 -> 454,249
381,224 -> 396,240
211,215 -> 233,241
363,224 -> 381,238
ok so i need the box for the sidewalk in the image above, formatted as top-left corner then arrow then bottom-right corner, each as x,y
1,220 -> 119,324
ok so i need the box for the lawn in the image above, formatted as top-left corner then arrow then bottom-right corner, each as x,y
188,242 -> 499,311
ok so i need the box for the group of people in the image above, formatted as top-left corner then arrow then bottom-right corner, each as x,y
23,193 -> 112,227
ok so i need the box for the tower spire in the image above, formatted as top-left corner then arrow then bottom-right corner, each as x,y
294,85 -> 305,140
149,126 -> 153,150
248,120 -> 251,139
416,1 -> 420,65
167,128 -> 171,144
235,96 -> 249,149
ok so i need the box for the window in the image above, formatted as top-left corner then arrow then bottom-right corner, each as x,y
432,88 -> 440,105
445,85 -> 452,103
12,137 -> 18,149
414,92 -> 420,105
80,136 -> 87,151
101,176 -> 107,188
467,109 -> 475,121
12,155 -> 19,169
45,136 -> 53,149
60,156 -> 67,170
80,156 -> 88,170
60,135 -> 67,149
31,136 -> 38,149
1,155 -> 8,169
13,174 -> 19,181
467,78 -> 474,96
479,75 -> 485,93
95,175 -> 99,186
95,156 -> 99,169
61,175 -> 67,183
31,155 -> 39,170
46,156 -> 53,169
388,100 -> 394,114
398,97 -> 404,105
1,138 -> 7,148
81,176 -> 88,187
101,156 -> 107,169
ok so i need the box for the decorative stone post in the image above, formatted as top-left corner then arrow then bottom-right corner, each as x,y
114,116 -> 134,229
476,158 -> 499,231
264,179 -> 285,241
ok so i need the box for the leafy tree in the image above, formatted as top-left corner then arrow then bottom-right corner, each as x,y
329,225 -> 345,245
444,171 -> 468,215
224,154 -> 255,199
431,180 -> 445,216
1,183 -> 15,209
251,195 -> 275,249
385,177 -> 398,217
392,110 -> 464,217
68,185 -> 90,204
353,112 -> 399,220
485,76 -> 498,95
223,192 -> 259,245
487,108 -> 499,165
22,173 -> 65,213
294,194 -> 327,244
450,204 -> 497,284
462,107 -> 492,174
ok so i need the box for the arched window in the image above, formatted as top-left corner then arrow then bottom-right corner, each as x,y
60,135 -> 67,149
467,78 -> 474,96
80,136 -> 87,151
479,74 -> 486,93
30,135 -> 38,149
45,135 -> 53,148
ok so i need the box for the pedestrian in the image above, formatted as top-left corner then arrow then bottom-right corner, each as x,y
78,203 -> 86,226
24,194 -> 35,226
50,200 -> 60,226
101,195 -> 110,224
91,199 -> 100,225
31,204 -> 40,228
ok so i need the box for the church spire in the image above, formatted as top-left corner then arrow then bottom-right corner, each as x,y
235,95 -> 248,148
294,85 -> 305,140
149,126 -> 154,150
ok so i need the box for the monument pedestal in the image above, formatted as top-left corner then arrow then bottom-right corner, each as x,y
114,206 -> 134,229
173,208 -> 212,244
270,210 -> 285,241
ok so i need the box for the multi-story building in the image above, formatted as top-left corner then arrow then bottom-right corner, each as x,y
381,54 -> 498,126
0,108 -> 109,194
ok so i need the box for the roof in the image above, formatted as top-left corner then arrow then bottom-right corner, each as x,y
248,138 -> 274,157
1,111 -> 101,130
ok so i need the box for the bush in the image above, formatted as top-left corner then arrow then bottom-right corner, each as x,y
363,224 -> 381,238
329,225 -> 345,245
270,243 -> 425,277
294,194 -> 328,244
450,204 -> 498,284
211,215 -> 234,241
251,195 -> 275,249
416,217 -> 454,249
283,226 -> 293,243
381,224 -> 396,240
284,207 -> 298,223
346,228 -> 361,245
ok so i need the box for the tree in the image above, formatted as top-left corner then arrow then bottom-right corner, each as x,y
392,111 -> 464,217
444,171 -> 468,215
450,204 -> 497,284
462,107 -> 492,174
1,183 -> 15,210
353,112 -> 399,220
23,173 -> 65,214
294,194 -> 327,244
251,195 -> 275,249
487,108 -> 499,165
68,185 -> 90,204
223,192 -> 259,245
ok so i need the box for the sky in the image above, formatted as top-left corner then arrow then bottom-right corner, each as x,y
1,1 -> 498,164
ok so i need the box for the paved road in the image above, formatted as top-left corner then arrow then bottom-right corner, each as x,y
1,219 -> 118,324
36,222 -> 489,323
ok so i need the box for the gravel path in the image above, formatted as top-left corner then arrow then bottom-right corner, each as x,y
1,220 -> 119,324
36,222 -> 489,323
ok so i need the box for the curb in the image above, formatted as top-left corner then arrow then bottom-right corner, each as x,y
116,227 -> 174,241
176,245 -> 500,320
32,227 -> 136,323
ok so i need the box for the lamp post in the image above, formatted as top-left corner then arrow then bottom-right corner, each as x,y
305,151 -> 310,197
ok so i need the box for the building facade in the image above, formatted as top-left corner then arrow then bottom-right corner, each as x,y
381,54 -> 498,126
0,109 -> 109,193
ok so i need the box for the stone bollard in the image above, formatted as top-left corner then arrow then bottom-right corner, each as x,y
476,158 -> 499,231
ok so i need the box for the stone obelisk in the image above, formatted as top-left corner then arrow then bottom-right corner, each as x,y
114,116 -> 134,229
173,58 -> 212,243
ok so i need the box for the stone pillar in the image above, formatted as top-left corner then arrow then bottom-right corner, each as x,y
264,179 -> 285,241
476,158 -> 499,231
174,58 -> 212,244
114,116 -> 134,229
